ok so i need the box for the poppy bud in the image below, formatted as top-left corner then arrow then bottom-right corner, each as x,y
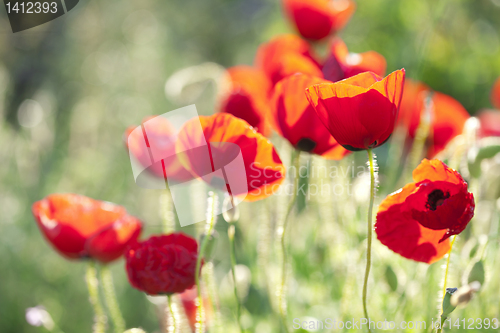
441,288 -> 458,318
222,195 -> 240,223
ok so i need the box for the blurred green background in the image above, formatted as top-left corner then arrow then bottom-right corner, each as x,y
1,0 -> 500,332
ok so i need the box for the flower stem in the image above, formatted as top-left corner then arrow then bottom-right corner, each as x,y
166,295 -> 177,333
85,261 -> 107,333
362,148 -> 376,333
278,150 -> 301,333
100,265 -> 126,333
441,235 -> 457,307
195,191 -> 218,333
160,189 -> 175,234
203,262 -> 223,333
228,223 -> 243,332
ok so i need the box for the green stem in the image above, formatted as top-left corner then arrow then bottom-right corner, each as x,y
362,148 -> 376,333
278,151 -> 301,333
228,224 -> 243,333
100,265 -> 126,333
435,236 -> 457,333
203,262 -> 223,333
160,189 -> 175,234
167,295 -> 177,333
441,235 -> 457,307
195,191 -> 218,333
85,261 -> 107,333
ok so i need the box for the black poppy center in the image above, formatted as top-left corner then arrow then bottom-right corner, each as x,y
426,189 -> 450,211
296,138 -> 317,152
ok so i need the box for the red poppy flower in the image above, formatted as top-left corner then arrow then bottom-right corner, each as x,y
176,113 -> 285,202
218,66 -> 272,136
398,79 -> 470,157
305,69 -> 405,151
322,38 -> 387,82
491,77 -> 500,110
282,0 -> 356,40
32,194 -> 142,263
126,116 -> 194,184
125,233 -> 199,295
255,34 -> 322,85
375,159 -> 475,264
478,109 -> 500,137
271,73 -> 350,159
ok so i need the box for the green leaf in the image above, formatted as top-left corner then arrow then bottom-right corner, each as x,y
385,265 -> 398,292
468,260 -> 485,286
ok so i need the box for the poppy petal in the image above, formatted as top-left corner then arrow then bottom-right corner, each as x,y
375,184 -> 451,264
491,77 -> 500,110
282,0 -> 356,40
255,34 -> 322,85
397,79 -> 469,158
218,66 -> 272,136
478,109 -> 500,137
126,117 -> 194,183
306,69 -> 405,150
176,114 -> 285,201
86,215 -> 142,263
32,194 -> 142,262
323,38 -> 387,81
376,159 -> 474,263
412,159 -> 463,185
271,73 -> 350,158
